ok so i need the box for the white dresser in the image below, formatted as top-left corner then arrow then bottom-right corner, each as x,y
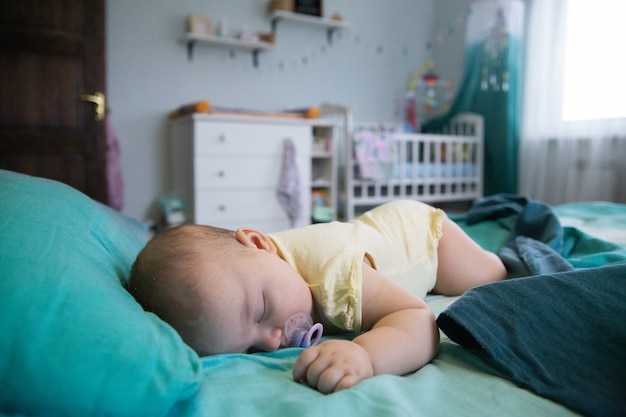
170,114 -> 313,233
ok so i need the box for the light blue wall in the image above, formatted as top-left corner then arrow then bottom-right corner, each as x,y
432,0 -> 471,93
107,0 -> 468,221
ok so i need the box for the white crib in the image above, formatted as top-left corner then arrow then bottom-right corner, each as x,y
320,105 -> 484,220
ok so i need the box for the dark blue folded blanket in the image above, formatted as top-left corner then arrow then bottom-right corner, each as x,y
437,263 -> 626,417
466,194 -> 575,277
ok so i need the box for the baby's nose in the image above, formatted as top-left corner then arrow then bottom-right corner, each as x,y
260,327 -> 284,351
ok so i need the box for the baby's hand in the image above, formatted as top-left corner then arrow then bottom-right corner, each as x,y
292,340 -> 374,393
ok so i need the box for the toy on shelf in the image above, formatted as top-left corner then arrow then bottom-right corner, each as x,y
170,101 -> 211,119
311,189 -> 333,223
169,101 -> 321,119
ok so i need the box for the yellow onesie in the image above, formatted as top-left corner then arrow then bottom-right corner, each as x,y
269,200 -> 445,333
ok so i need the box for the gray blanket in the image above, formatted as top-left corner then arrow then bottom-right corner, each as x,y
466,194 -> 578,277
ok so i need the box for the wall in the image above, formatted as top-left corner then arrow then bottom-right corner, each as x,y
432,0 -> 472,96
107,0 -> 469,221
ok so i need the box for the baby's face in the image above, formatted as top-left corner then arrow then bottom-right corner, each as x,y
193,240 -> 313,355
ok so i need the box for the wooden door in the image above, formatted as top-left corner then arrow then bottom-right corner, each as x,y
0,0 -> 108,204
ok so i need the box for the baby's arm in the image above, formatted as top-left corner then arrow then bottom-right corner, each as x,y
292,262 -> 439,393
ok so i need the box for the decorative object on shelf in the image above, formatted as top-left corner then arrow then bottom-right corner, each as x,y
258,32 -> 276,44
169,100 -> 322,120
238,27 -> 260,43
268,0 -> 324,17
311,189 -> 333,223
169,101 -> 211,119
294,0 -> 323,17
234,30 -> 274,44
312,133 -> 330,152
268,0 -> 294,13
187,13 -> 212,36
217,18 -> 229,37
158,195 -> 187,230
284,107 -> 321,118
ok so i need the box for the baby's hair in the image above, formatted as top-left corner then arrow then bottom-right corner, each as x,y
128,224 -> 238,350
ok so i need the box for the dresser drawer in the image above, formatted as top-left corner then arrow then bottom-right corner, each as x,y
194,189 -> 289,225
194,122 -> 310,156
194,155 -> 310,189
194,156 -> 279,188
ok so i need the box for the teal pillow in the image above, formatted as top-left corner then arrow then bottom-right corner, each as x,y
0,170 -> 202,417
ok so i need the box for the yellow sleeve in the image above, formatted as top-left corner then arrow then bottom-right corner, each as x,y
270,225 -> 365,332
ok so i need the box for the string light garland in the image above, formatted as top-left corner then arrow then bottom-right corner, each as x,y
208,10 -> 470,74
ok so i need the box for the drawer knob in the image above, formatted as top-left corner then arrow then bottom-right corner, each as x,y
218,134 -> 226,143
218,170 -> 225,177
218,204 -> 226,211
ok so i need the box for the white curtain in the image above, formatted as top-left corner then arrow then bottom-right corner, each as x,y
519,0 -> 626,204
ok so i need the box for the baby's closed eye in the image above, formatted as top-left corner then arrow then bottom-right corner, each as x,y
258,293 -> 271,323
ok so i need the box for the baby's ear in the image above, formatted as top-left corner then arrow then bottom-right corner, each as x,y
235,228 -> 277,254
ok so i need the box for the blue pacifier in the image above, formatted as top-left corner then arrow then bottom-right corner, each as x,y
284,313 -> 323,348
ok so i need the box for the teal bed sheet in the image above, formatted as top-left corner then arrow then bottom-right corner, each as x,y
555,201 -> 626,248
170,316 -> 576,417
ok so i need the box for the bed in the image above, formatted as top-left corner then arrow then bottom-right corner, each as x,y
2,169 -> 625,417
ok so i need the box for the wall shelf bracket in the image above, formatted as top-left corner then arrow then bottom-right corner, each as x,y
187,40 -> 196,61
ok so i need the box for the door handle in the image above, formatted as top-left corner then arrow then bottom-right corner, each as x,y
81,91 -> 106,121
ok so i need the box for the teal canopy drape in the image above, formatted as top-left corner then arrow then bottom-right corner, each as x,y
425,1 -> 524,196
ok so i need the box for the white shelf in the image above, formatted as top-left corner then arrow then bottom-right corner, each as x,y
270,10 -> 350,44
182,11 -> 350,66
183,32 -> 275,66
312,151 -> 333,158
312,179 -> 332,187
270,10 -> 350,30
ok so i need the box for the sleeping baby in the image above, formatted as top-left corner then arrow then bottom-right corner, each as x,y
128,200 -> 506,393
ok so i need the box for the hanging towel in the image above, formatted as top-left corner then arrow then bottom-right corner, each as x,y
276,138 -> 301,227
105,115 -> 124,211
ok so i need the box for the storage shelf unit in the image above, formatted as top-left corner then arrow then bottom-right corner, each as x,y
309,120 -> 338,223
170,113 -> 339,231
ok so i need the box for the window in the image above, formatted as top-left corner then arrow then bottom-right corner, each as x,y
562,0 -> 626,121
